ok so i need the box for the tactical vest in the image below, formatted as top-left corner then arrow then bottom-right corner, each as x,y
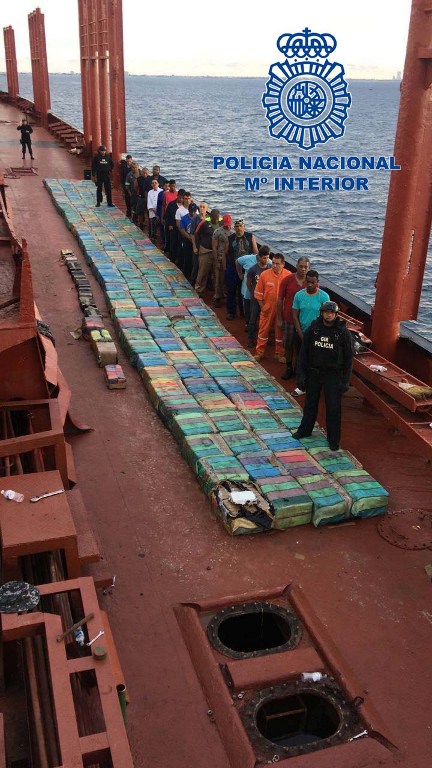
308,321 -> 345,370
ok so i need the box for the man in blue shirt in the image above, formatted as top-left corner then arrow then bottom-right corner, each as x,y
179,202 -> 199,279
236,250 -> 259,330
292,270 -> 330,339
292,269 -> 330,395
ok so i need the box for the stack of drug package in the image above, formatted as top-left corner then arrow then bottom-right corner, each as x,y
44,179 -> 389,533
306,442 -> 389,520
61,247 -> 119,369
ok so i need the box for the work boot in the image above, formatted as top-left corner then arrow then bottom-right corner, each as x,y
254,352 -> 264,361
281,365 -> 294,380
275,353 -> 287,364
95,203 -> 101,207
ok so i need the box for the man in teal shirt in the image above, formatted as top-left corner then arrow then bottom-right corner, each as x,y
292,269 -> 330,396
292,270 -> 330,340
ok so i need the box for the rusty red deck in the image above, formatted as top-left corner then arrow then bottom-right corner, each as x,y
1,101 -> 432,767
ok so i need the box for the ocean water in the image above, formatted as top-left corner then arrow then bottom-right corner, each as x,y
3,72 -> 432,340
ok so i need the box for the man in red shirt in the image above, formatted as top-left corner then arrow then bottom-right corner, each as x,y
277,257 -> 310,379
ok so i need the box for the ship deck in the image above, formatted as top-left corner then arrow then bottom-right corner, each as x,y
1,101 -> 432,768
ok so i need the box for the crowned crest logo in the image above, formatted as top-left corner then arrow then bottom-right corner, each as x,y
262,28 -> 352,150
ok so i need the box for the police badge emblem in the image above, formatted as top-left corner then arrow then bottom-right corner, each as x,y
262,28 -> 352,150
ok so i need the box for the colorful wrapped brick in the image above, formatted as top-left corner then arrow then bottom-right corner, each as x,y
182,434 -> 233,471
256,429 -> 302,452
308,446 -> 362,475
171,412 -> 216,442
238,450 -> 282,480
255,476 -> 313,529
221,430 -> 267,456
332,470 -> 389,518
206,409 -> 246,433
104,364 -> 126,389
230,392 -> 268,410
241,409 -> 281,433
196,455 -> 249,496
158,395 -> 200,424
195,392 -> 237,411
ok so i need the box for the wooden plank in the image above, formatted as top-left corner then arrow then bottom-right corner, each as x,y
353,352 -> 432,412
352,373 -> 432,461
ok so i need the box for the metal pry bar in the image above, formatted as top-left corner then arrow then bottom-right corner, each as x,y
30,489 -> 65,503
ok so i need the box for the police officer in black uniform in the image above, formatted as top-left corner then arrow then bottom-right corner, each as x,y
17,118 -> 34,160
293,301 -> 354,450
91,145 -> 114,207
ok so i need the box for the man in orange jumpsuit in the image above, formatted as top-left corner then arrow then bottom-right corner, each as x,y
254,253 -> 290,361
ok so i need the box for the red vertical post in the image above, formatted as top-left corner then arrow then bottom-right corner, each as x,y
88,0 -> 101,152
107,0 -> 126,179
78,0 -> 92,148
35,7 -> 51,125
3,26 -> 19,99
28,12 -> 39,113
10,27 -> 20,98
97,0 -> 110,150
372,0 -> 432,359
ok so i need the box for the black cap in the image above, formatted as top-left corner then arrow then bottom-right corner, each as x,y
321,301 -> 339,313
98,145 -> 107,151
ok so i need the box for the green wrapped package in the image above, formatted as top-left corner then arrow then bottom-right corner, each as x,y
241,409 -> 281,433
183,434 -> 233,472
197,455 -> 249,496
296,473 -> 350,526
308,446 -> 362,475
222,430 -> 267,456
333,470 -> 389,518
207,409 -> 246,433
171,411 -> 216,443
255,476 -> 313,529
158,395 -> 200,425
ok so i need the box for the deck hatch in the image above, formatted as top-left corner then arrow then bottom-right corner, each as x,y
207,601 -> 301,659
6,167 -> 38,177
243,681 -> 358,758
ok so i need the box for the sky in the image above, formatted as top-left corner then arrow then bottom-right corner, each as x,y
1,0 -> 412,79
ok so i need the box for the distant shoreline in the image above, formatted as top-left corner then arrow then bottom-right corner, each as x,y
1,72 -> 402,82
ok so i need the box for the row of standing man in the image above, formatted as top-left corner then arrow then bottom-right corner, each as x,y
96,150 -> 354,452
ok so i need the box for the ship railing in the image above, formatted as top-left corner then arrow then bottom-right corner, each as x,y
47,111 -> 87,155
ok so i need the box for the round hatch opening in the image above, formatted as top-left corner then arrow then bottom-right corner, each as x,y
255,691 -> 340,748
206,602 -> 301,658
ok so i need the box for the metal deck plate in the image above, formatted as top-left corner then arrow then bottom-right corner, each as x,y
378,509 -> 432,550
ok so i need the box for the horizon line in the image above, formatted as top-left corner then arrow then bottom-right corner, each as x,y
1,71 -> 402,81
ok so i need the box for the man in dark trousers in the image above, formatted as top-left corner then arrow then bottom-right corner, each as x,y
225,219 -> 258,320
120,154 -> 133,216
293,301 -> 354,451
91,145 -> 114,207
17,118 -> 34,159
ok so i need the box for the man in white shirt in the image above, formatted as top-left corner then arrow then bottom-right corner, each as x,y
147,178 -> 160,242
